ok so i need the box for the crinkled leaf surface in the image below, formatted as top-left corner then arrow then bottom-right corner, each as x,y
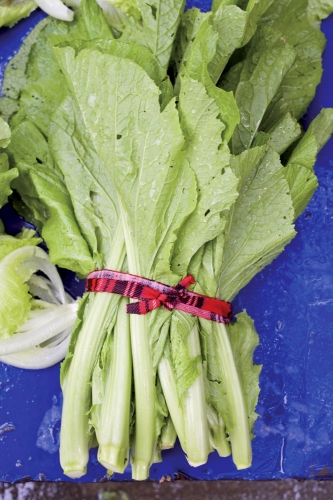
284,109 -> 333,219
137,0 -> 185,70
56,46 -> 197,283
172,8 -> 210,74
0,117 -> 11,148
9,121 -> 94,276
0,0 -> 36,28
231,28 -> 297,154
10,0 -> 110,137
0,18 -> 47,122
184,19 -> 240,141
308,0 -> 333,23
260,0 -> 327,121
265,113 -> 301,155
49,96 -> 119,269
172,75 -> 238,276
0,245 -> 51,339
228,312 -> 262,433
208,5 -> 247,84
219,146 -> 295,301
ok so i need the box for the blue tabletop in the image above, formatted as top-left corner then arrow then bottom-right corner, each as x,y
1,3 -> 333,483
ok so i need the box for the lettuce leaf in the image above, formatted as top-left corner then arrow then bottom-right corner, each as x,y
284,109 -> 333,219
184,18 -> 240,141
230,27 -> 297,154
10,0 -> 110,136
9,121 -> 95,276
219,145 -> 295,301
0,0 -> 36,28
0,118 -> 18,208
260,0 -> 327,121
172,74 -> 238,276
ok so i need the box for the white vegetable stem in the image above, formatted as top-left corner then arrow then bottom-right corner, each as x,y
119,203 -> 155,481
216,322 -> 252,469
0,333 -> 71,369
207,404 -> 231,457
35,0 -> 74,21
97,296 -> 132,473
60,223 -> 125,479
158,354 -> 186,449
182,322 -> 211,466
160,416 -> 177,450
0,304 -> 77,356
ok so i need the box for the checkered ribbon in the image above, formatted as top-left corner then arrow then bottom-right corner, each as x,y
85,270 -> 232,324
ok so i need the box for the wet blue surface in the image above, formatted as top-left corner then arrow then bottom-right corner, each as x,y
1,3 -> 333,483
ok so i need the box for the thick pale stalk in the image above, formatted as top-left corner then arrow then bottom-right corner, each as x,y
213,422 -> 231,457
160,416 -> 177,450
158,355 -> 186,449
120,204 -> 156,480
207,406 -> 231,458
182,323 -> 211,466
60,225 -> 125,478
0,332 -> 71,369
0,305 -> 77,355
98,297 -> 132,473
129,312 -> 155,480
216,322 -> 251,469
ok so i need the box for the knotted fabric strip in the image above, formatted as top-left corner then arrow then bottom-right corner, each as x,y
85,270 -> 232,324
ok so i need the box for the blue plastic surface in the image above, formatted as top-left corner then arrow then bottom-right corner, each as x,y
1,4 -> 333,483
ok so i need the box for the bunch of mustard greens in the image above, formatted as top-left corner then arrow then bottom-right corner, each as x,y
1,0 -> 333,481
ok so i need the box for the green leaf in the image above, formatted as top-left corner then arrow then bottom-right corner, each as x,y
196,234 -> 225,298
284,165 -> 318,221
260,0 -> 326,121
136,0 -> 185,70
171,75 -> 238,276
219,146 -> 295,301
308,0 -> 333,24
300,108 -> 333,154
122,0 -> 185,71
60,37 -> 167,90
0,118 -> 17,208
49,96 -> 119,269
0,228 -> 41,265
0,0 -> 36,28
228,312 -> 262,434
169,311 -> 200,396
56,46 -> 196,282
90,326 -> 113,432
9,121 -> 95,276
184,19 -> 240,142
171,8 -> 211,75
0,245 -> 51,339
10,0 -> 112,137
0,117 -> 11,148
79,0 -> 112,38
265,113 -> 302,155
208,5 -> 247,84
241,0 -> 275,45
284,109 -> 333,219
0,154 -> 18,209
60,293 -> 91,387
231,27 -> 297,154
0,19 -> 48,123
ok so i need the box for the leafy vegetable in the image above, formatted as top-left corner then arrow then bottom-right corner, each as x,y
1,0 -> 333,482
0,0 -> 36,28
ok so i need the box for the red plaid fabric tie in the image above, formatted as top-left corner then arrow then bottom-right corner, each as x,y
85,270 -> 232,324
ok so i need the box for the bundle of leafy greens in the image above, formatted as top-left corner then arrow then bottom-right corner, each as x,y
0,118 -> 79,368
1,0 -> 333,481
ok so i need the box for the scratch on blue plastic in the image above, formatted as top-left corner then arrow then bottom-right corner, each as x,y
0,3 -> 333,483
